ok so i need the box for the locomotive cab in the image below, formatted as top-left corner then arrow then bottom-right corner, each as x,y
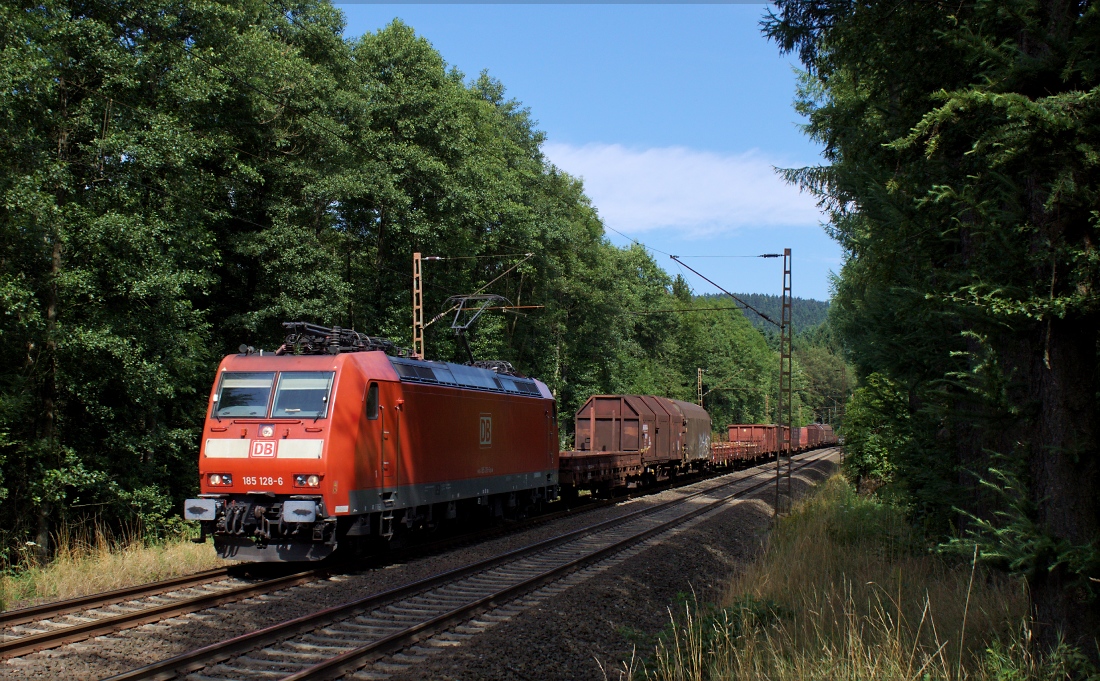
184,355 -> 348,561
184,322 -> 559,562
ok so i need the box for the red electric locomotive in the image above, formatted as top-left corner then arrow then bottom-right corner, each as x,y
184,323 -> 559,562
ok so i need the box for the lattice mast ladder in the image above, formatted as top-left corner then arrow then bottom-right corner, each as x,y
775,248 -> 793,516
412,252 -> 424,360
697,368 -> 704,406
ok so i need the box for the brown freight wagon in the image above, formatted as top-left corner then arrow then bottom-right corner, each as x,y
560,394 -> 711,492
727,424 -> 778,460
676,400 -> 712,463
784,425 -> 801,452
805,424 -> 822,451
805,424 -> 823,449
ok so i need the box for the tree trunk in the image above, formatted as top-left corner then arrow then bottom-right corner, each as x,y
35,502 -> 52,564
37,76 -> 68,563
374,206 -> 386,321
1026,315 -> 1100,654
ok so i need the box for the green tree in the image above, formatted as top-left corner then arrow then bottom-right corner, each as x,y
766,0 -> 1100,651
840,373 -> 906,487
0,0 -> 840,580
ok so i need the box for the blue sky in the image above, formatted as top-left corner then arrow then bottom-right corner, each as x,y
337,4 -> 841,301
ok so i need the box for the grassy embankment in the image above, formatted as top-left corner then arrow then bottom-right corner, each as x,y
631,475 -> 1092,680
0,526 -> 227,611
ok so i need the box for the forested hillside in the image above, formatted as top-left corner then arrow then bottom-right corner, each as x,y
0,0 -> 849,564
700,293 -> 829,333
767,0 -> 1100,656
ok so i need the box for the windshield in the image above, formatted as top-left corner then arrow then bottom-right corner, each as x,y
215,372 -> 275,417
271,372 -> 335,418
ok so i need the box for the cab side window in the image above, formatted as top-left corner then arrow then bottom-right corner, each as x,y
366,383 -> 379,420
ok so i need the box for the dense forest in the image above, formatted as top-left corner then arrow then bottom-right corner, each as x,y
767,0 -> 1100,659
0,0 -> 849,565
725,294 -> 850,428
706,292 -> 830,333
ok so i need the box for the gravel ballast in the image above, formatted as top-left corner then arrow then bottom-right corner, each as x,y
0,452 -> 836,680
378,453 -> 839,681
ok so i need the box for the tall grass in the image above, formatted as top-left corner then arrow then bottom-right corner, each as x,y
0,522 -> 228,611
635,475 -> 1090,681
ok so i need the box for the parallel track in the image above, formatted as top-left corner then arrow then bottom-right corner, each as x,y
0,568 -> 230,630
0,569 -> 323,660
107,448 -> 836,681
373,453 -> 776,561
0,448 -> 829,666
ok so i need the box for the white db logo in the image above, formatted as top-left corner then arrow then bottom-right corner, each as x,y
251,441 -> 276,458
479,414 -> 492,448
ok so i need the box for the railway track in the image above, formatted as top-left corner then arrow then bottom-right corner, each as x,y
374,453 -> 772,561
0,567 -> 323,660
0,567 -> 230,631
0,451 -> 781,663
105,448 -> 836,681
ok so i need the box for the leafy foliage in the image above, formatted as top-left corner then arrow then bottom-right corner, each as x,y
765,0 -> 1100,650
704,292 -> 830,333
0,0 -> 850,566
839,373 -> 906,486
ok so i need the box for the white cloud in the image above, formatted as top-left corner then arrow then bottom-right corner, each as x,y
541,143 -> 824,237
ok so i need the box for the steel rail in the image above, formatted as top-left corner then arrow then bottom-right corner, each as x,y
0,567 -> 230,628
0,447 -> 794,663
400,454 -> 774,559
0,568 -> 324,659
280,449 -> 837,681
106,449 -> 836,681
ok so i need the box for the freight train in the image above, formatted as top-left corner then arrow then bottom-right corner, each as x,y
184,323 -> 836,562
557,397 -> 835,495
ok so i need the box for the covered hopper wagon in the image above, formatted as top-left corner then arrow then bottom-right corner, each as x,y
558,394 -> 711,493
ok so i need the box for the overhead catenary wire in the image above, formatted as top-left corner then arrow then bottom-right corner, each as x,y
469,253 -> 534,297
602,224 -> 783,261
226,0 -> 816,280
125,1 -> 533,318
458,305 -> 543,311
670,256 -> 699,293
70,3 -> 796,339
377,263 -> 458,296
603,225 -> 675,257
422,253 -> 533,261
423,253 -> 536,329
73,2 -> 733,299
671,255 -> 781,327
677,254 -> 783,258
701,369 -> 745,398
60,0 -> 556,370
625,306 -> 746,315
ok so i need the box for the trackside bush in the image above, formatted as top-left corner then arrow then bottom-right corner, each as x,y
633,476 -> 1096,680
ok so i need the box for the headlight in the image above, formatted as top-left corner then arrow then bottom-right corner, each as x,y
294,474 -> 322,488
208,473 -> 233,486
260,425 -> 274,438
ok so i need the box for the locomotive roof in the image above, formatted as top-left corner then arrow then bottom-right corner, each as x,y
388,356 -> 550,399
